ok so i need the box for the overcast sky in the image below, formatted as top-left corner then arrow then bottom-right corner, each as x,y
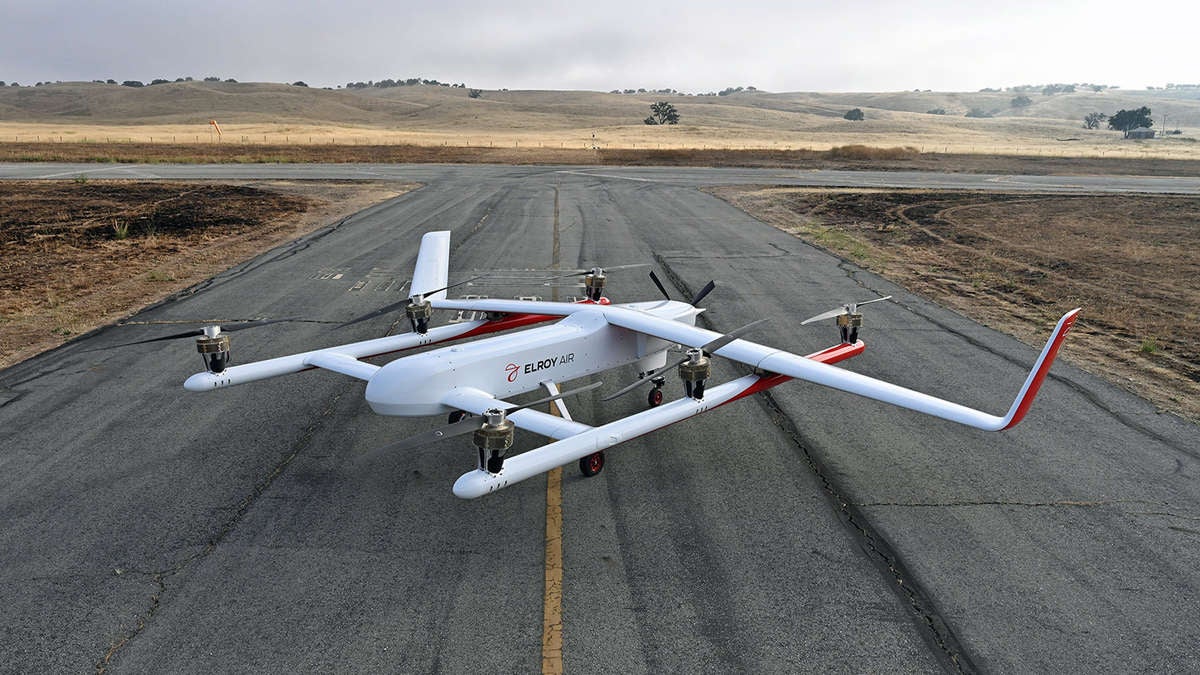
2,0 -> 1195,92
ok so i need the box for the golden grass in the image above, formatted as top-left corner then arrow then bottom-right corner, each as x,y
0,120 -> 1195,160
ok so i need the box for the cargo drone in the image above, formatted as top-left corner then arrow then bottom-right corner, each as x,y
177,231 -> 1079,499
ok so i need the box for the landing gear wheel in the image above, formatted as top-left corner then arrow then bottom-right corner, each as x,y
579,451 -> 605,477
448,410 -> 469,424
647,388 -> 664,408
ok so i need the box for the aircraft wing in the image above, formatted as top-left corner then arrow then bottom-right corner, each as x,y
600,305 -> 1081,432
432,297 -> 597,317
441,387 -> 593,440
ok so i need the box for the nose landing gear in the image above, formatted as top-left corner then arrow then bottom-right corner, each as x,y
647,378 -> 665,408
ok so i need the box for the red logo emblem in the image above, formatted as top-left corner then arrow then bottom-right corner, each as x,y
505,363 -> 519,382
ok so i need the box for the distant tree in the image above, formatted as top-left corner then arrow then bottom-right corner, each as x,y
1011,95 -> 1032,108
174,77 -> 185,82
292,81 -> 308,87
224,78 -> 237,83
843,108 -> 865,121
0,81 -> 5,87
468,88 -> 482,99
1108,107 -> 1152,133
122,80 -> 144,87
1083,112 -> 1107,129
204,76 -> 220,82
926,108 -> 947,115
644,101 -> 680,125
106,79 -> 117,84
1041,84 -> 1075,95
965,107 -> 993,118
149,78 -> 170,85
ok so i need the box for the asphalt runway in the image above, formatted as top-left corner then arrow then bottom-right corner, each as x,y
2,164 -> 1198,672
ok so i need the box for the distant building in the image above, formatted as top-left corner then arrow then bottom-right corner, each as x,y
1126,127 -> 1156,139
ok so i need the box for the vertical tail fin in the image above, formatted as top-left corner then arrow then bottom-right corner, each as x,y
411,231 -> 451,299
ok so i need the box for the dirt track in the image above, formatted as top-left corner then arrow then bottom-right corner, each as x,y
4,141 -> 1200,176
713,187 -> 1200,422
0,180 -> 409,367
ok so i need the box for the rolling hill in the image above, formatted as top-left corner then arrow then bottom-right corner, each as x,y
2,80 -> 1197,156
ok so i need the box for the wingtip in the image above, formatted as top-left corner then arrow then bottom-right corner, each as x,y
1000,307 -> 1081,430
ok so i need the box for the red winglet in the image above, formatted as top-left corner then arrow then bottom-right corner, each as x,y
1001,309 -> 1080,430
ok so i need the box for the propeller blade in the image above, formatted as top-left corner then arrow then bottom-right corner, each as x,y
698,318 -> 768,354
533,263 -> 652,282
855,295 -> 892,308
110,318 -> 294,347
114,327 -> 206,346
383,416 -> 483,453
800,306 -> 850,325
504,380 -> 604,414
689,280 -> 716,307
800,295 -> 892,325
338,276 -> 487,329
336,298 -> 412,329
648,270 -> 672,301
417,274 -> 486,298
375,381 -> 604,453
588,263 -> 651,273
601,356 -> 689,402
221,317 -> 296,332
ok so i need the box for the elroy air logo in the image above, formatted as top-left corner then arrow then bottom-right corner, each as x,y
504,353 -> 575,382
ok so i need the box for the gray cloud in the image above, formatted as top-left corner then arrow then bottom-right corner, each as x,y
1,0 -> 1194,91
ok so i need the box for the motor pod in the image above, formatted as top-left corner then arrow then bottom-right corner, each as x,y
474,408 -> 515,474
678,349 -> 712,400
584,270 -> 606,302
405,297 -> 433,334
837,312 -> 864,344
195,327 -> 231,374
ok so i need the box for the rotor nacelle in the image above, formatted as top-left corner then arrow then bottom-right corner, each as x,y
195,326 -> 231,374
583,269 -> 606,302
474,407 -> 515,474
405,294 -> 433,334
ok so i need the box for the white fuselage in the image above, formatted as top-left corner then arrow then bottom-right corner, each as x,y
364,301 -> 689,416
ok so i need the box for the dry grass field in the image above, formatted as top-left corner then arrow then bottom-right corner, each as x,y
713,187 -> 1200,422
0,180 -> 409,367
2,80 -> 1199,158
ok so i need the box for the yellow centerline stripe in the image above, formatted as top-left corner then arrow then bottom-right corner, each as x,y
544,187 -> 565,674
542,463 -> 565,674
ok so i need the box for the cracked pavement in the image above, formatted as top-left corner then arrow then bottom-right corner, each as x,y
1,164 -> 1199,672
